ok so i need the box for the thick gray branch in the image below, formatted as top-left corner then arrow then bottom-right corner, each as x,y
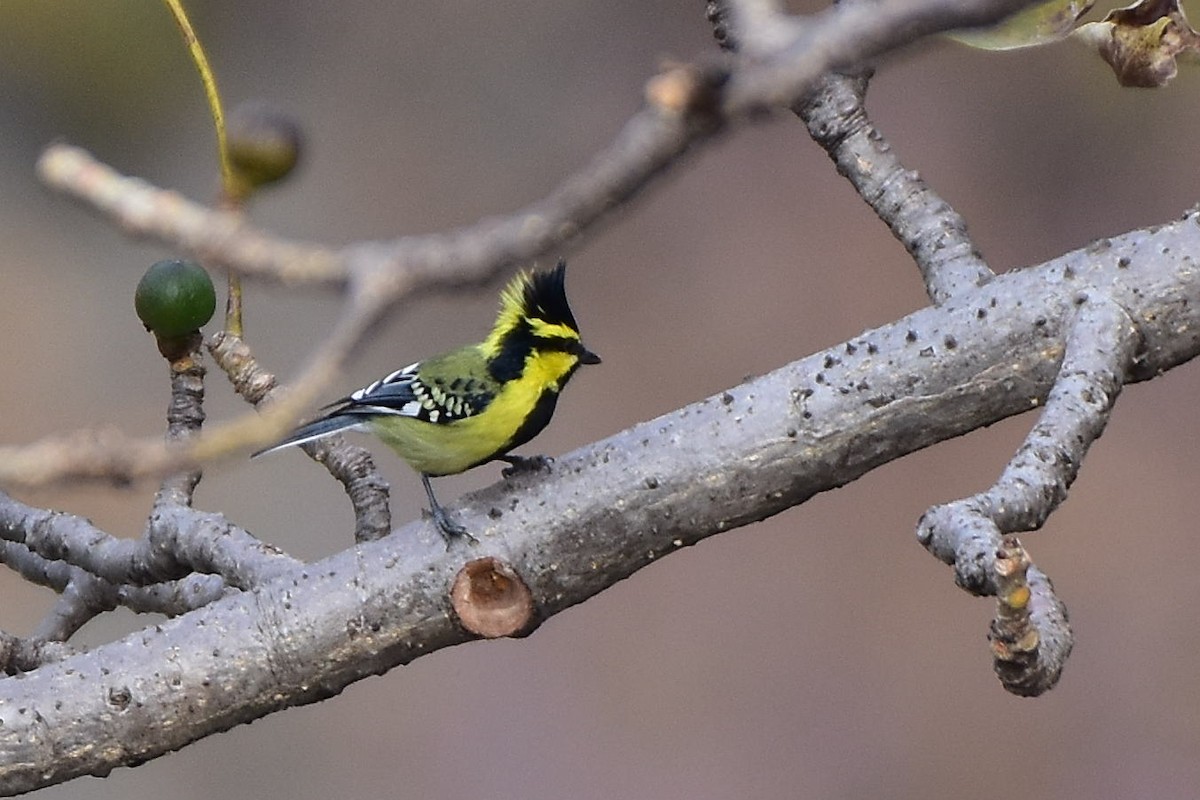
0,211 -> 1197,793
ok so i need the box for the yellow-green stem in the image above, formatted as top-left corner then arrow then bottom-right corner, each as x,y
161,0 -> 234,192
162,0 -> 245,335
225,274 -> 244,337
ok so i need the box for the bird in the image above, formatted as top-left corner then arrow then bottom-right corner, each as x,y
255,259 -> 600,540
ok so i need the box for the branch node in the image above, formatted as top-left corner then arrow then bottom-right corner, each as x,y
989,536 -> 1073,697
644,63 -> 728,127
451,557 -> 536,638
207,331 -> 278,405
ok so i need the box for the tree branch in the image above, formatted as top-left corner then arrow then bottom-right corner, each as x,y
0,538 -> 226,618
919,297 -> 1140,592
0,490 -> 295,590
794,72 -> 994,303
1,209 -> 1197,792
916,295 -> 1139,694
710,1 -> 995,303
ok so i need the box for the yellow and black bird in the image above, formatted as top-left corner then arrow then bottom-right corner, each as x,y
256,260 -> 600,538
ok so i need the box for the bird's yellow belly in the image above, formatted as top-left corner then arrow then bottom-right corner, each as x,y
368,384 -> 553,476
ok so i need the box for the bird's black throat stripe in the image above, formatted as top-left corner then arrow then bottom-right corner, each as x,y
500,387 -> 561,457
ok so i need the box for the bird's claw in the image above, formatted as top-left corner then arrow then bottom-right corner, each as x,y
427,507 -> 478,546
500,454 -> 554,478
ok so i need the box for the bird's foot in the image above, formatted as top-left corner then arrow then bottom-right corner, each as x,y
427,506 -> 478,546
500,454 -> 554,478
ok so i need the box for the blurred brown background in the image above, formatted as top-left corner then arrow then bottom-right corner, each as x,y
2,2 -> 1200,798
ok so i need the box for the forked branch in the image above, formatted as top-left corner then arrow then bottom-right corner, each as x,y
917,297 -> 1140,694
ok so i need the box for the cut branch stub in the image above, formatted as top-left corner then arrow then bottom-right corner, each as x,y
451,557 -> 535,638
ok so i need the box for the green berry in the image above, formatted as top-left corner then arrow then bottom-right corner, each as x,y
135,259 -> 216,338
227,101 -> 302,192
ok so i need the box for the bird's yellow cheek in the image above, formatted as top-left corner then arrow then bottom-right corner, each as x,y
523,350 -> 578,389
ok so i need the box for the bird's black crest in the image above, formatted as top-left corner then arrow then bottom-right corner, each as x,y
486,258 -> 590,369
523,259 -> 579,330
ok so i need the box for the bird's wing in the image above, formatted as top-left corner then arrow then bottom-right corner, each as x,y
330,362 -> 423,418
334,358 -> 496,425
250,364 -> 422,457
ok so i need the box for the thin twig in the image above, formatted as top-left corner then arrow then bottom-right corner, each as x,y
0,288 -> 385,488
152,337 -> 207,508
794,72 -> 993,303
208,332 -> 392,542
720,0 -> 1039,113
37,0 -> 1041,298
36,145 -> 345,285
711,0 -> 994,303
32,576 -> 112,642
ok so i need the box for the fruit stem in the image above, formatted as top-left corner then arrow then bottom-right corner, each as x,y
161,0 -> 235,194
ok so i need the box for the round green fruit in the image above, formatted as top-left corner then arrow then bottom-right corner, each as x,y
135,259 -> 216,338
227,101 -> 303,191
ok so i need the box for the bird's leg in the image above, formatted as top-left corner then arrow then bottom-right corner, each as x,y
499,454 -> 554,478
421,473 -> 476,544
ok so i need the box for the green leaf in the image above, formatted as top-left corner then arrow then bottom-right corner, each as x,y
948,0 -> 1094,50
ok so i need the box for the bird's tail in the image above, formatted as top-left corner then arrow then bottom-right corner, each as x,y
251,414 -> 365,457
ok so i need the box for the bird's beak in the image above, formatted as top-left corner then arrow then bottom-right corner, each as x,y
579,347 -> 601,365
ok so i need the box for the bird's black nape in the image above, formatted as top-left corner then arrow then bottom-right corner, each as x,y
523,259 -> 580,330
